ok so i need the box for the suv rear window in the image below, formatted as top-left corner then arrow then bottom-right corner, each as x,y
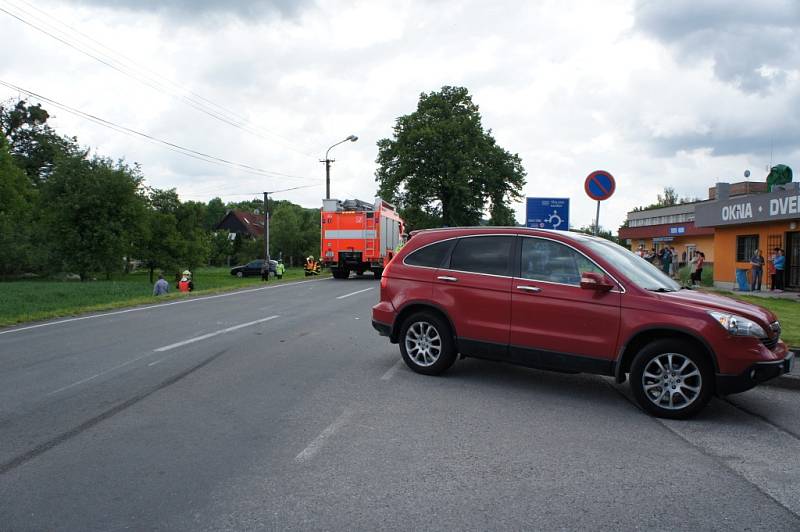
449,236 -> 514,276
404,239 -> 455,268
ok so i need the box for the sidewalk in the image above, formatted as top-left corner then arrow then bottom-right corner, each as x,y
726,289 -> 800,300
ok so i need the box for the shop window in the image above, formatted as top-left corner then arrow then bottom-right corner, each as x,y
736,235 -> 759,262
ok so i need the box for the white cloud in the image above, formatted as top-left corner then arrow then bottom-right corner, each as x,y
1,0 -> 798,232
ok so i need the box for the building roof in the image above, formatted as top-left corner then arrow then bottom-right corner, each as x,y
214,210 -> 265,237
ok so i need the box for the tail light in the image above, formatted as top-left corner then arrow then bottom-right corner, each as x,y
380,261 -> 393,292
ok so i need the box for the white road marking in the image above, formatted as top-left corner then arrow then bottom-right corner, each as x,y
295,408 -> 353,464
47,351 -> 159,396
380,359 -> 403,381
0,278 -> 329,337
151,315 -> 279,355
335,287 -> 374,300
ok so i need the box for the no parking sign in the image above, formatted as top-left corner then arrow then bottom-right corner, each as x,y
584,170 -> 616,235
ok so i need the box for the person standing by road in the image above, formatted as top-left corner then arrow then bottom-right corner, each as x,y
276,260 -> 285,280
660,246 -> 672,275
153,274 -> 169,296
669,247 -> 678,278
690,252 -> 704,286
773,248 -> 785,292
178,270 -> 194,292
750,249 -> 765,291
767,250 -> 777,290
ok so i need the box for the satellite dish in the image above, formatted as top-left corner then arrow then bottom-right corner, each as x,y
744,169 -> 751,178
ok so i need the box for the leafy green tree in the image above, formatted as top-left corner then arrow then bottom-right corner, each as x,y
204,197 -> 227,231
376,86 -> 526,230
209,230 -> 233,266
176,200 -> 210,272
0,136 -> 36,277
136,189 -> 184,283
41,155 -> 145,280
270,201 -> 320,266
1,99 -> 80,186
632,187 -> 697,212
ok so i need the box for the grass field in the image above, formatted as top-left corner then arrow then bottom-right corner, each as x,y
711,291 -> 800,347
0,267 -> 323,327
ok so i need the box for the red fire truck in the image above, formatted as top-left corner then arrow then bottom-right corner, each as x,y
320,198 -> 405,279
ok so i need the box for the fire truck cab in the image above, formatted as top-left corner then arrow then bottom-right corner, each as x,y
320,198 -> 405,279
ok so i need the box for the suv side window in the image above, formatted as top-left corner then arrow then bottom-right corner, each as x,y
521,238 -> 602,285
449,236 -> 514,276
404,239 -> 455,268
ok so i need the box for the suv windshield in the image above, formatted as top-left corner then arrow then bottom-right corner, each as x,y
583,238 -> 681,292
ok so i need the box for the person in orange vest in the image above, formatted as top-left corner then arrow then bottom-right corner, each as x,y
178,270 -> 194,292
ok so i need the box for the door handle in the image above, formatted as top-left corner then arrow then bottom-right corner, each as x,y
516,285 -> 542,293
437,276 -> 458,282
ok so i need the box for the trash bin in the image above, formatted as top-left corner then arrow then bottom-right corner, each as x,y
735,268 -> 750,291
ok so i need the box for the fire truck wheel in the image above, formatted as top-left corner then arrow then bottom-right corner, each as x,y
399,311 -> 456,376
332,268 -> 349,279
356,270 -> 364,276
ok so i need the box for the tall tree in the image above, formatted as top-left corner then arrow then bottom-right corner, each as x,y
376,86 -> 526,229
41,155 -> 145,280
1,99 -> 79,185
0,136 -> 35,277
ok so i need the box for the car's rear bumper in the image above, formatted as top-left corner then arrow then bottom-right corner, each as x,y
716,351 -> 794,395
372,320 -> 392,337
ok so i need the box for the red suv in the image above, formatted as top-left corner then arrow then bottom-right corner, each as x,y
372,227 -> 793,419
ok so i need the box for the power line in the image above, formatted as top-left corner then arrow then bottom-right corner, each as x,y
0,79 -> 319,181
183,183 -> 322,198
0,0 -> 317,159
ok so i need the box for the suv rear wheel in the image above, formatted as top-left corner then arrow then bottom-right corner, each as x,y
399,311 -> 456,376
630,339 -> 712,419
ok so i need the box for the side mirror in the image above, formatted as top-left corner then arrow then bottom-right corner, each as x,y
580,271 -> 614,292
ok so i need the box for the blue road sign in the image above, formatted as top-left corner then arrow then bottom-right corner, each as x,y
584,170 -> 616,201
526,197 -> 570,230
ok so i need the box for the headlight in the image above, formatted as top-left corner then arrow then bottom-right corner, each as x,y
708,311 -> 767,338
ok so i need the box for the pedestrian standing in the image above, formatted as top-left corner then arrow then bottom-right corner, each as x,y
660,247 -> 672,275
153,274 -> 169,296
750,249 -> 765,291
669,247 -> 677,278
690,252 -> 705,286
276,260 -> 285,280
767,251 -> 776,290
773,248 -> 785,292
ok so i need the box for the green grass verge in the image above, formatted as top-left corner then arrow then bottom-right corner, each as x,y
710,291 -> 800,347
0,267 -> 327,327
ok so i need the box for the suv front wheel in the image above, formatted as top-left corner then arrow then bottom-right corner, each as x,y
629,339 -> 713,419
398,311 -> 456,376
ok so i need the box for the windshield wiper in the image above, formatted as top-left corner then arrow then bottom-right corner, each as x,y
646,287 -> 677,292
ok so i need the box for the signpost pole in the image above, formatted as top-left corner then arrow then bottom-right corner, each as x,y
594,200 -> 600,236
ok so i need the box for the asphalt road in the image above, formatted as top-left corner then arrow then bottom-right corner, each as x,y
1,277 -> 799,531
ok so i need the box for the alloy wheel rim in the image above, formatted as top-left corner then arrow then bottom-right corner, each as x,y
405,321 -> 442,367
642,353 -> 702,410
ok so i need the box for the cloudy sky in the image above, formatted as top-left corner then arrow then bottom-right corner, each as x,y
1,0 -> 798,229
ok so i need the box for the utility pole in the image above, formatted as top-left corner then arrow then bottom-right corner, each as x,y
324,158 -> 332,199
263,191 -> 270,280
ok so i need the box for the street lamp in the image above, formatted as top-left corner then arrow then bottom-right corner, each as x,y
322,134 -> 358,199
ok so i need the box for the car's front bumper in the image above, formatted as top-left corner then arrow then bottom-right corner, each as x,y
716,351 -> 794,395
